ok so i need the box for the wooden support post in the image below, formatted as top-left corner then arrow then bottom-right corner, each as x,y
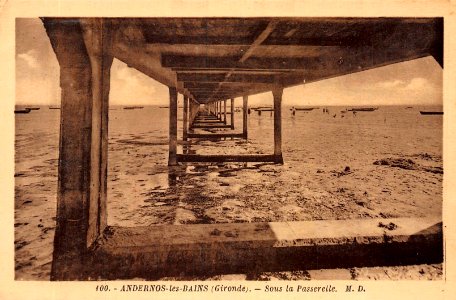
191,101 -> 199,124
217,101 -> 220,119
169,87 -> 178,166
224,99 -> 227,124
243,95 -> 248,139
43,18 -> 113,280
189,101 -> 195,126
219,101 -> 222,119
183,96 -> 188,141
230,98 -> 235,130
272,88 -> 284,164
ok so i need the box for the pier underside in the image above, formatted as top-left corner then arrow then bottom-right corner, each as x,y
40,17 -> 443,280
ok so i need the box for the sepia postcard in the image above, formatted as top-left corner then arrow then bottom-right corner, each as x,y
1,0 -> 455,299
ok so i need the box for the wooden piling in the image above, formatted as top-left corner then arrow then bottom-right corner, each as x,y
243,95 -> 248,139
169,87 -> 178,166
183,96 -> 188,141
230,98 -> 235,130
224,99 -> 227,124
43,18 -> 113,280
272,88 -> 284,164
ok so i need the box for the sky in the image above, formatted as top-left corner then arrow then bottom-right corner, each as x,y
16,18 -> 443,107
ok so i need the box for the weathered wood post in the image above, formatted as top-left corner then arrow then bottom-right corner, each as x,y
169,87 -> 178,165
43,18 -> 113,280
224,99 -> 227,124
219,101 -> 222,120
189,100 -> 198,126
272,88 -> 284,164
217,101 -> 220,119
183,96 -> 188,141
189,100 -> 194,129
230,98 -> 235,130
243,95 -> 248,139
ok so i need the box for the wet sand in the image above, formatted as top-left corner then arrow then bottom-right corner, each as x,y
14,105 -> 443,280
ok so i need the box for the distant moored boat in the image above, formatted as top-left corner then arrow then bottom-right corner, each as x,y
14,108 -> 31,114
347,107 -> 378,112
124,106 -> 144,110
49,106 -> 61,109
420,111 -> 443,115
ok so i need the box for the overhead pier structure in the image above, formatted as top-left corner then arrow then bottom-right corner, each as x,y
42,17 -> 443,280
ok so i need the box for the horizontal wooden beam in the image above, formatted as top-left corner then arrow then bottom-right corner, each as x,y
193,119 -> 224,123
190,124 -> 231,129
86,217 -> 442,279
187,133 -> 244,139
184,82 -> 274,89
178,73 -> 282,83
177,154 -> 279,162
190,88 -> 243,92
145,34 -> 375,47
144,34 -> 257,46
192,120 -> 225,123
163,55 -> 319,70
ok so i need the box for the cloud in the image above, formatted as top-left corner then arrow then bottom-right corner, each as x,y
110,59 -> 168,105
404,77 -> 429,91
17,49 -> 39,69
377,79 -> 405,89
376,77 -> 431,91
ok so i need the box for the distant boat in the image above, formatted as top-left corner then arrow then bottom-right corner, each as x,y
123,106 -> 144,110
14,108 -> 31,114
406,106 -> 413,109
252,106 -> 273,111
347,107 -> 378,112
159,106 -> 169,109
49,106 -> 61,109
290,107 -> 318,111
420,111 -> 443,115
26,107 -> 40,110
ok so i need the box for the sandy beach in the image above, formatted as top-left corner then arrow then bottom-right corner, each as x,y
14,105 -> 443,280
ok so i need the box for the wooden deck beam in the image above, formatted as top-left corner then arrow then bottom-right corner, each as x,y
177,154 -> 277,162
190,124 -> 232,129
162,55 -> 319,70
87,217 -> 442,279
186,133 -> 244,139
177,73 -> 279,84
